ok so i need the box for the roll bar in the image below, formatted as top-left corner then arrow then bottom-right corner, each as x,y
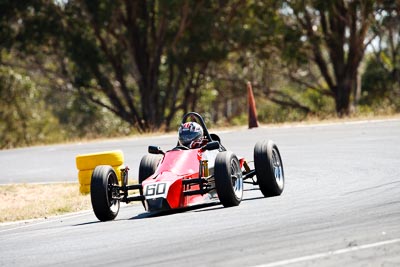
181,112 -> 213,142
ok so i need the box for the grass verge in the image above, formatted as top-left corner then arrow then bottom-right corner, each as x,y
0,183 -> 91,223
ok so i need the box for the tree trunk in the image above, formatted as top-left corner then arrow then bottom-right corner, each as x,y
335,80 -> 352,116
353,65 -> 362,109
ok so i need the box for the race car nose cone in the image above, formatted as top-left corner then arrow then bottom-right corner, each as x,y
146,198 -> 171,211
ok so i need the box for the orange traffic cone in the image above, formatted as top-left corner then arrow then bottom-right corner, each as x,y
247,81 -> 259,129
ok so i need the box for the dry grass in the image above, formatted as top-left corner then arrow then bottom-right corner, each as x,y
0,183 -> 91,223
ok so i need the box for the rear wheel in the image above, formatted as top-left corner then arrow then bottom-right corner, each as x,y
254,140 -> 284,197
90,165 -> 120,221
215,151 -> 243,207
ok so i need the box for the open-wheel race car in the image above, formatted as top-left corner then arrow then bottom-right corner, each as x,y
90,112 -> 284,221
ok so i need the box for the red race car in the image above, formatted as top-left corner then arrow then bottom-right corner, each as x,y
90,112 -> 284,221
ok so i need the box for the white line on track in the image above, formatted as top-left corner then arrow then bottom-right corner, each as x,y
253,238 -> 400,267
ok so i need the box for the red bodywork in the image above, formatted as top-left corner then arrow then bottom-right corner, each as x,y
141,148 -> 234,211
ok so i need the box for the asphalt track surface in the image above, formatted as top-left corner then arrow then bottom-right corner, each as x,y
1,119 -> 400,266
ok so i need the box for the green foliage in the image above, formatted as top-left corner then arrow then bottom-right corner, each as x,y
361,54 -> 400,113
0,66 -> 62,149
302,89 -> 335,115
362,57 -> 392,102
257,99 -> 303,123
256,86 -> 335,123
45,90 -> 132,139
0,48 -> 132,148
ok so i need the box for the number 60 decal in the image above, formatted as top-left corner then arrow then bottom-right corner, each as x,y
144,183 -> 169,198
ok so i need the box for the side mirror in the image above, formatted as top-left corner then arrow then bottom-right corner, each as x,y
201,141 -> 220,152
148,146 -> 165,155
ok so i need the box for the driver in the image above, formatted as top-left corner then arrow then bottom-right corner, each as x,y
178,122 -> 207,149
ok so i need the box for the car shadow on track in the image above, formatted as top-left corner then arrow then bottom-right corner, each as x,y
75,196 -> 269,225
244,187 -> 260,191
191,195 -> 266,213
242,196 -> 266,202
77,188 -> 269,223
74,220 -> 104,226
129,202 -> 222,219
129,190 -> 269,218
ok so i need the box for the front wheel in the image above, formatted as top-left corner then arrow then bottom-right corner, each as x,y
90,165 -> 120,221
254,140 -> 284,197
138,154 -> 162,207
138,154 -> 162,184
215,151 -> 243,207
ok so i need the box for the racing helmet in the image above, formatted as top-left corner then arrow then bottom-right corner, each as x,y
178,122 -> 204,147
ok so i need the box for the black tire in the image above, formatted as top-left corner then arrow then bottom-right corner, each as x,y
138,154 -> 162,184
90,165 -> 120,221
254,140 -> 284,197
214,151 -> 243,207
138,154 -> 162,207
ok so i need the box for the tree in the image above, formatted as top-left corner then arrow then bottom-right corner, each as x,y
360,0 -> 400,111
368,0 -> 400,94
282,0 -> 376,116
52,0 -> 247,132
0,66 -> 62,149
202,0 -> 311,122
1,0 -> 247,132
